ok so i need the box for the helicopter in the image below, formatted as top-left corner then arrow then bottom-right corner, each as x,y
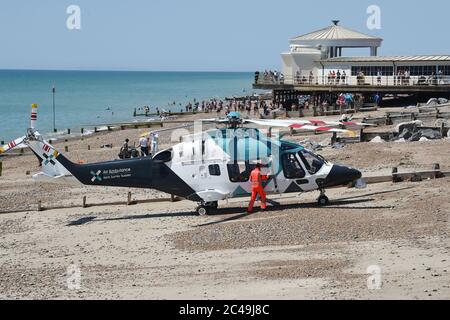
0,105 -> 368,216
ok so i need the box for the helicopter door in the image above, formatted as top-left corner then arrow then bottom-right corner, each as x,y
295,150 -> 325,190
281,152 -> 306,182
281,152 -> 315,191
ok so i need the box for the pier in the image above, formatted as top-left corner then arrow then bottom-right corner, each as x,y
253,21 -> 450,108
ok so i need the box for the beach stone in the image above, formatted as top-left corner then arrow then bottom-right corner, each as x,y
370,136 -> 384,143
420,129 -> 442,140
396,120 -> 423,134
399,128 -> 413,140
426,98 -> 439,106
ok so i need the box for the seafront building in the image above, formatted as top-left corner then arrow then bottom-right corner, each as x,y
253,21 -> 450,109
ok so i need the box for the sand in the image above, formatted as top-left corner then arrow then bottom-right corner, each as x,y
0,108 -> 449,299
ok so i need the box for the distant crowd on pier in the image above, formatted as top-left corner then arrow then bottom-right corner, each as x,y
183,98 -> 277,117
254,70 -> 285,85
255,69 -> 449,86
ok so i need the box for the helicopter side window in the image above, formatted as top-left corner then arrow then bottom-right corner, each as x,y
208,164 -> 221,176
298,149 -> 324,174
227,162 -> 250,182
281,153 -> 305,179
152,149 -> 172,162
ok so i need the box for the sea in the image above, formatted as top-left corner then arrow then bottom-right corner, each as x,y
0,70 -> 256,142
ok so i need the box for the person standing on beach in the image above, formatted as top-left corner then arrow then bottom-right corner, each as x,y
139,134 -> 149,157
119,139 -> 131,159
248,163 -> 269,213
151,133 -> 159,154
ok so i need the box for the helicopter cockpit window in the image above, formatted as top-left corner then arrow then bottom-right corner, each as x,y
281,153 -> 305,179
227,162 -> 250,182
297,149 -> 324,174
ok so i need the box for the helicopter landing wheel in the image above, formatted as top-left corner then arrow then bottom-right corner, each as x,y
317,189 -> 329,206
317,195 -> 329,206
196,201 -> 218,216
196,205 -> 209,216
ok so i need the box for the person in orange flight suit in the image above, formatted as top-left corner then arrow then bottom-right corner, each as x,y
248,163 -> 270,213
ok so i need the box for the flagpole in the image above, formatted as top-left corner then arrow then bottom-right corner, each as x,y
52,85 -> 56,132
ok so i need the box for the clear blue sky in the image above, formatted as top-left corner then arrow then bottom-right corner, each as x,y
0,0 -> 448,71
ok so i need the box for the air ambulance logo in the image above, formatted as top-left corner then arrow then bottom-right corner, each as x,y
42,144 -> 59,166
90,170 -> 102,182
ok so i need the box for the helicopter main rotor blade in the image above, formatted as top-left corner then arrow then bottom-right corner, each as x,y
245,118 -> 374,127
0,136 -> 27,154
0,104 -> 40,154
245,119 -> 356,136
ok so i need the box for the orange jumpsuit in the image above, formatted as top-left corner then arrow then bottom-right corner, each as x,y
248,168 -> 268,213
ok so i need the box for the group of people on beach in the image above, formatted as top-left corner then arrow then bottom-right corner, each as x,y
184,98 -> 225,113
224,99 -> 274,117
118,133 -> 158,159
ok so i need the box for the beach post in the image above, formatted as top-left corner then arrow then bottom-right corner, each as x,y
433,163 -> 443,179
331,132 -> 337,145
127,192 -> 132,205
82,196 -> 87,208
392,167 -> 401,183
0,161 -> 2,176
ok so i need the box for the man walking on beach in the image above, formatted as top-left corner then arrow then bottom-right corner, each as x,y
248,163 -> 269,214
139,134 -> 149,157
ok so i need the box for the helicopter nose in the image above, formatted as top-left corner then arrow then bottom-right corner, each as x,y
323,165 -> 362,188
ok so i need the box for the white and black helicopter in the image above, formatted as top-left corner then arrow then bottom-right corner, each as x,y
1,104 -> 369,215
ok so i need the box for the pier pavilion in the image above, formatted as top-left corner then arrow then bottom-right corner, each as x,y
253,21 -> 450,109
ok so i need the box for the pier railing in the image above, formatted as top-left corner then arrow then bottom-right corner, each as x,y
254,73 -> 450,87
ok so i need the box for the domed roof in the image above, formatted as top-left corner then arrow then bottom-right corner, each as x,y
290,21 -> 382,48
